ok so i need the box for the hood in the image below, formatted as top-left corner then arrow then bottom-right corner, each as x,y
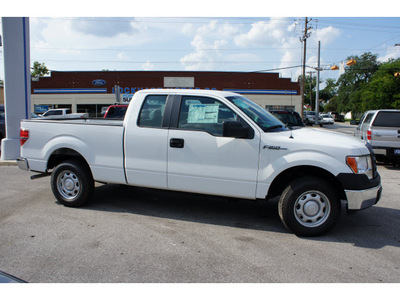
263,127 -> 369,156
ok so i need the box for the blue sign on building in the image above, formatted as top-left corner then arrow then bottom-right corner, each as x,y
92,79 -> 106,86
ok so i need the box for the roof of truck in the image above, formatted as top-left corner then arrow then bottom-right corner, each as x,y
135,88 -> 239,97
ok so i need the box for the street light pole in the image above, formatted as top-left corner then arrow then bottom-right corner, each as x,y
315,41 -> 321,126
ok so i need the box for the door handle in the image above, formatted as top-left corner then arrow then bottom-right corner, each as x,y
170,138 -> 184,148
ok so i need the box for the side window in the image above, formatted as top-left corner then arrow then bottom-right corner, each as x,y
178,96 -> 237,136
44,111 -> 54,116
54,110 -> 63,116
363,112 -> 375,125
138,95 -> 168,128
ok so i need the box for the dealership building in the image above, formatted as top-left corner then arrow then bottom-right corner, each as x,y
31,71 -> 301,117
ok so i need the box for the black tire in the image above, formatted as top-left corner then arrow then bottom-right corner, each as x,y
278,177 -> 341,237
51,160 -> 94,207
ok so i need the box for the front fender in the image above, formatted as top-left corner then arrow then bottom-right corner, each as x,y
256,150 -> 350,199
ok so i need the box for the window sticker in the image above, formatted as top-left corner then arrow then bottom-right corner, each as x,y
187,104 -> 219,123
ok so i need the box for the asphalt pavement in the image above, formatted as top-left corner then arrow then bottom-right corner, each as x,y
0,122 -> 399,283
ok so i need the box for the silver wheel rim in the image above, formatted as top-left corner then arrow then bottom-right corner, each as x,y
294,190 -> 331,228
57,170 -> 81,201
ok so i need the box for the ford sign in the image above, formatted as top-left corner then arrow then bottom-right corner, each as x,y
92,79 -> 106,86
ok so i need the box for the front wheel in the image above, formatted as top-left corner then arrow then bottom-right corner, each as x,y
278,177 -> 341,237
51,160 -> 94,207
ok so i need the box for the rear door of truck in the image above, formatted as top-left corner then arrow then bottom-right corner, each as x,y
124,93 -> 172,190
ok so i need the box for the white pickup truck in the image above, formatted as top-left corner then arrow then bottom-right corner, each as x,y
40,108 -> 89,119
17,89 -> 382,236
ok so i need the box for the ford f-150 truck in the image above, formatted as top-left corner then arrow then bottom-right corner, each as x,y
17,89 -> 382,236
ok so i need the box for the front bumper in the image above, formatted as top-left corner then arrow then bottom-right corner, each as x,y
345,184 -> 382,210
337,171 -> 382,210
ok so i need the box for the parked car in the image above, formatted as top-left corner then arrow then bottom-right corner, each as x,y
0,112 -> 5,142
17,89 -> 382,237
0,270 -> 26,283
303,111 -> 322,125
355,109 -> 400,163
319,114 -> 335,125
104,104 -> 129,119
269,110 -> 305,128
328,112 -> 345,122
41,108 -> 88,119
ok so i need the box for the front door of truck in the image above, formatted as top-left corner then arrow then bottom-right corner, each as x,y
167,95 -> 261,199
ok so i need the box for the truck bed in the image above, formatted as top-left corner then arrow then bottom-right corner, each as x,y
27,118 -> 124,127
21,118 -> 126,184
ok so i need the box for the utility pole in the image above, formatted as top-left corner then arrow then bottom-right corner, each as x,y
300,17 -> 312,118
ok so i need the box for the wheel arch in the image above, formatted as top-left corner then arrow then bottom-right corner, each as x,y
266,165 -> 346,201
47,148 -> 92,178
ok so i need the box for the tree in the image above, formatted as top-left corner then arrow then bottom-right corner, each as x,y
360,58 -> 400,110
335,52 -> 380,115
31,61 -> 49,77
299,74 -> 317,110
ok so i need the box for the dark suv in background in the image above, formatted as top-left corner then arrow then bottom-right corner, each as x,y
269,110 -> 305,128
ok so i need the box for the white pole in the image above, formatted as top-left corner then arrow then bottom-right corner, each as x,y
1,17 -> 31,160
315,41 -> 321,126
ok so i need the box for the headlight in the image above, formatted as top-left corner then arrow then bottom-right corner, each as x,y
346,155 -> 373,179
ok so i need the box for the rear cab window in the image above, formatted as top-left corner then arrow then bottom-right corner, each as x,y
372,111 -> 400,127
137,95 -> 168,128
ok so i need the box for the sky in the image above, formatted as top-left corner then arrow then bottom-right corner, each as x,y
1,1 -> 400,86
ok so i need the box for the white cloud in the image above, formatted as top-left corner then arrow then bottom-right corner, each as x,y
117,52 -> 129,60
378,45 -> 400,62
310,26 -> 341,47
234,18 -> 291,47
142,61 -> 155,70
70,17 -> 139,38
180,20 -> 239,70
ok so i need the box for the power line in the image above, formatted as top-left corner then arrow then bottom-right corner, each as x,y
34,17 -> 400,34
32,59 -> 304,64
31,46 -> 397,52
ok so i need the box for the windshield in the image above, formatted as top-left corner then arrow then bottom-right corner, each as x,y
273,112 -> 304,127
226,95 -> 287,132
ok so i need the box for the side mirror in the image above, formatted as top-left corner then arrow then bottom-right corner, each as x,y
223,121 -> 251,139
350,120 -> 358,125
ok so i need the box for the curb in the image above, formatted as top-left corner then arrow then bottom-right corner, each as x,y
0,159 -> 18,166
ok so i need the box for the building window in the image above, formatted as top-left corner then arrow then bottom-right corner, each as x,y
77,104 -> 104,118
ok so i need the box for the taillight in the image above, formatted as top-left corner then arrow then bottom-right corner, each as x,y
367,130 -> 372,141
20,129 -> 29,146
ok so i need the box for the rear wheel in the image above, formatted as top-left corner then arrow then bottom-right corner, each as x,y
278,177 -> 341,237
51,160 -> 94,207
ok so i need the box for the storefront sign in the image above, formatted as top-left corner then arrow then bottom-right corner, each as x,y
92,79 -> 106,86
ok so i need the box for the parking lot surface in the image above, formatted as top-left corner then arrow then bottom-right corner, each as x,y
0,123 -> 399,283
